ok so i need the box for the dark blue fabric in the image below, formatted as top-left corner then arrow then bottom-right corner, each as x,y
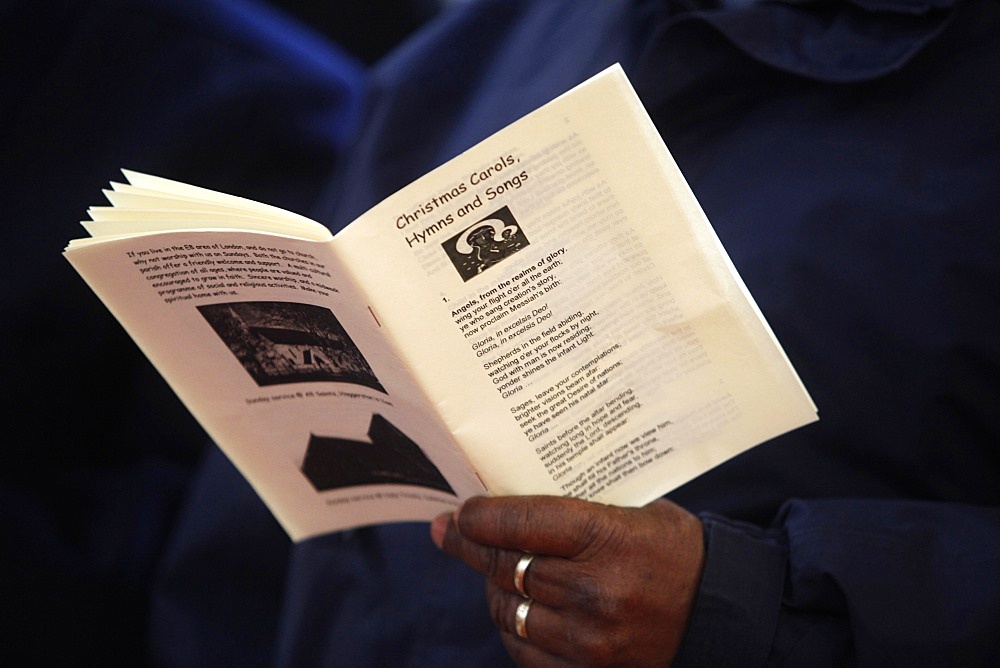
634,0 -> 1000,515
311,0 -> 1000,664
676,515 -> 787,666
8,0 -> 999,664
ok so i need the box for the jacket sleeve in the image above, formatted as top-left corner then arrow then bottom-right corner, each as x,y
674,499 -> 1000,667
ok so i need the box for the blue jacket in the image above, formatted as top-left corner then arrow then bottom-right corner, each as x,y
9,0 -> 997,665
294,1 -> 999,664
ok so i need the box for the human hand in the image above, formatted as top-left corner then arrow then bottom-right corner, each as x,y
431,496 -> 704,667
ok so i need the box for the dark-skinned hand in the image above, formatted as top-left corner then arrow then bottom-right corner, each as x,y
431,495 -> 705,667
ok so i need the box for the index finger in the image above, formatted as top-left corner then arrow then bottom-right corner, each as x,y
454,495 -> 619,557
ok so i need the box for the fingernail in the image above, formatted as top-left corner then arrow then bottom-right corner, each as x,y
430,513 -> 448,549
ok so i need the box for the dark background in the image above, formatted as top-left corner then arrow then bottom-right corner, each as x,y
1,1 -> 439,662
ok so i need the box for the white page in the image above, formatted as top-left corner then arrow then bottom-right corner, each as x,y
333,65 -> 817,505
65,229 -> 484,540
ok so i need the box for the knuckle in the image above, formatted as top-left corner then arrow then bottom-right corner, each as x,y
482,546 -> 505,581
564,569 -> 638,626
584,637 -> 619,666
500,500 -> 534,545
566,570 -> 606,612
563,623 -> 625,667
578,507 -> 631,559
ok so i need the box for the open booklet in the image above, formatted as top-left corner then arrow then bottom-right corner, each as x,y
65,65 -> 817,541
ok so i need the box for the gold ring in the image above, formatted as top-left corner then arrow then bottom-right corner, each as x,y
515,599 -> 532,639
514,553 -> 534,598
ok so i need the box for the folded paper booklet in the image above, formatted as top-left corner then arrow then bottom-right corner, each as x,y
65,65 -> 817,541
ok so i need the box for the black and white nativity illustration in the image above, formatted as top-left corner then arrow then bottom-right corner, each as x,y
442,205 -> 530,281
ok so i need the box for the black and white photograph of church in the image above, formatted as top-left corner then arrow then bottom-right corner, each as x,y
197,301 -> 386,392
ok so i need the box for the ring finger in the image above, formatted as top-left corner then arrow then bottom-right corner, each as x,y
502,551 -> 583,608
486,580 -> 584,658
